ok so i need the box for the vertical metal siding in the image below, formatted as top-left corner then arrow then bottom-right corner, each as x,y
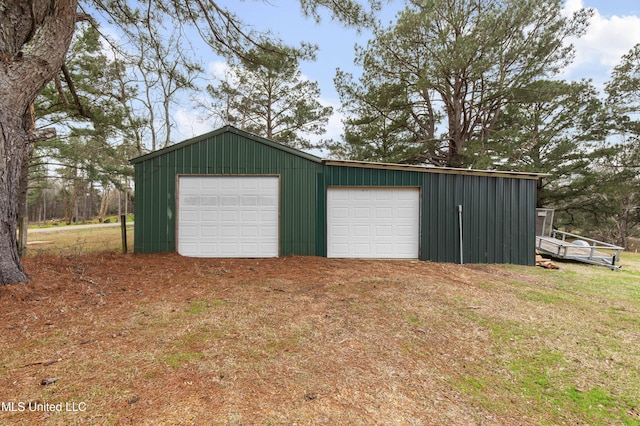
133,131 -> 322,256
320,166 -> 537,266
494,178 -> 506,262
133,128 -> 537,265
485,177 -> 497,263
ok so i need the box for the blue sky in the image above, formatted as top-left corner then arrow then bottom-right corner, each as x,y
174,0 -> 640,144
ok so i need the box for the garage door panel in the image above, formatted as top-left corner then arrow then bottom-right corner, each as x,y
261,179 -> 278,190
241,179 -> 258,189
261,211 -> 278,221
182,196 -> 199,206
397,243 -> 415,254
354,191 -> 371,200
397,225 -> 416,236
242,226 -> 258,237
200,196 -> 218,206
241,210 -> 258,221
261,226 -> 278,237
242,196 -> 258,206
240,243 -> 258,254
181,179 -> 199,190
180,225 -> 198,238
220,242 -> 238,253
327,187 -> 419,259
220,211 -> 238,222
376,225 -> 392,236
181,211 -> 198,222
332,191 -> 349,200
200,243 -> 218,254
375,243 -> 393,253
331,207 -> 349,218
397,191 -> 416,200
200,211 -> 218,221
221,196 -> 237,206
374,207 -> 393,219
178,176 -> 278,257
200,179 -> 218,190
262,196 -> 278,206
354,225 -> 370,237
375,191 -> 393,201
220,227 -> 238,237
221,179 -> 238,189
201,226 -> 217,237
181,242 -> 198,253
331,225 -> 348,237
354,243 -> 371,255
397,207 -> 415,218
354,208 -> 370,219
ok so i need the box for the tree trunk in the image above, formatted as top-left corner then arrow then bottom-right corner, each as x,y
118,189 -> 122,218
0,114 -> 32,283
124,180 -> 129,216
18,105 -> 35,258
99,187 -> 111,221
0,0 -> 78,284
18,217 -> 28,258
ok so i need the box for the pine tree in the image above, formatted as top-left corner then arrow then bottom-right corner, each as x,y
204,41 -> 332,150
333,0 -> 591,167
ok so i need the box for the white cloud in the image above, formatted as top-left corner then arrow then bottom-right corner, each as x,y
207,61 -> 230,80
575,13 -> 640,68
563,0 -> 585,15
323,99 -> 345,142
561,1 -> 640,82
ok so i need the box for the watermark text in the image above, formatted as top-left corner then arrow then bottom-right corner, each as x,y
1,401 -> 87,412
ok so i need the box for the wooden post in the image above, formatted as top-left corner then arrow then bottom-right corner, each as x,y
120,214 -> 127,254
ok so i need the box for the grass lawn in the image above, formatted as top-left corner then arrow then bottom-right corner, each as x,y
27,214 -> 134,230
26,224 -> 134,255
1,229 -> 639,425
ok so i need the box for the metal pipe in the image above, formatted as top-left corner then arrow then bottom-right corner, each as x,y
458,204 -> 463,264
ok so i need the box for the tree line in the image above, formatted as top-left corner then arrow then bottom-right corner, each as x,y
328,1 -> 639,250
1,0 -> 638,284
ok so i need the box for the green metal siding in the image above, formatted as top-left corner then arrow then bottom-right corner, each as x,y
421,173 -> 536,265
132,126 -> 537,266
319,165 -> 537,266
133,128 -> 322,255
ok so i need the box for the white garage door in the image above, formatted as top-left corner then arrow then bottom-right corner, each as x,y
177,176 -> 279,257
327,187 -> 420,259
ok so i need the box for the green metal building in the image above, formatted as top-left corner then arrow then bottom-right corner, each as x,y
130,125 -> 541,265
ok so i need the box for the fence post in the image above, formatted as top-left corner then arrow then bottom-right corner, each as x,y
121,215 -> 127,254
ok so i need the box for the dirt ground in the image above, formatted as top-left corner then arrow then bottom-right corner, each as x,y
0,253 -> 635,425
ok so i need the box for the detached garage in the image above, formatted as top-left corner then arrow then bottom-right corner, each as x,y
131,126 -> 541,265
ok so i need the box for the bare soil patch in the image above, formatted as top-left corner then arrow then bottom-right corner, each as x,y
1,253 -> 638,425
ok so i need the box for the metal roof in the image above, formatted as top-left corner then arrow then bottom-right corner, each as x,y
130,126 -> 546,180
322,159 -> 547,180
